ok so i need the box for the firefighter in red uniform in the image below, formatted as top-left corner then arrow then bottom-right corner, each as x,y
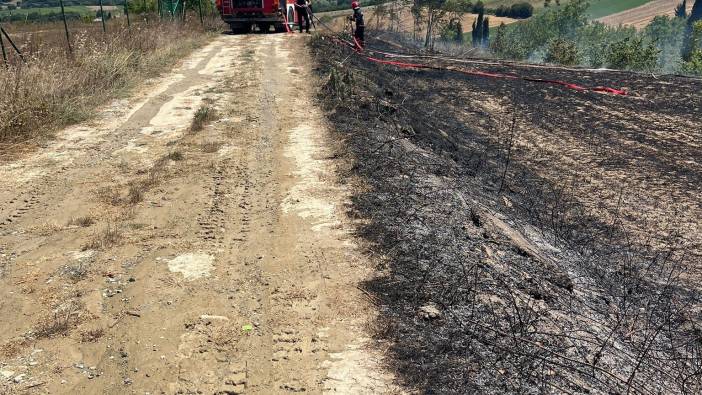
295,0 -> 311,33
349,1 -> 364,47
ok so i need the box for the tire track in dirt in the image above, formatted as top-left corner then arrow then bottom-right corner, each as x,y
0,40 -> 228,243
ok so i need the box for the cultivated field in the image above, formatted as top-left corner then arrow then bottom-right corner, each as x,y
599,0 -> 695,27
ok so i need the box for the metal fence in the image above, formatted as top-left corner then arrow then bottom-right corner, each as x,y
0,0 -> 217,65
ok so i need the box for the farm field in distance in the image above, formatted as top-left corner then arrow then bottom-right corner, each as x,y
598,0 -> 696,27
585,0 -> 652,19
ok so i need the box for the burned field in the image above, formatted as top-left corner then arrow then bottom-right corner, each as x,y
312,36 -> 702,394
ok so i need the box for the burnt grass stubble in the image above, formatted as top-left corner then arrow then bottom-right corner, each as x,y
311,35 -> 702,394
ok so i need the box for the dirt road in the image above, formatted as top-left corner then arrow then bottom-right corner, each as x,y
0,34 -> 395,394
598,0 -> 694,28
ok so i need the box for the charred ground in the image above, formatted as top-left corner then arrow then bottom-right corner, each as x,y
311,35 -> 702,394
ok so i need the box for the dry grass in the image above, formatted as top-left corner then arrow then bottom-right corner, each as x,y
96,150 -> 178,206
82,222 -> 122,250
68,215 -> 96,227
201,141 -> 222,153
80,328 -> 105,343
63,261 -> 89,281
124,150 -> 179,204
0,20 -> 213,145
166,150 -> 184,161
33,301 -> 80,339
0,338 -> 29,359
32,221 -> 65,236
97,184 -> 123,206
127,184 -> 145,204
190,105 -> 217,132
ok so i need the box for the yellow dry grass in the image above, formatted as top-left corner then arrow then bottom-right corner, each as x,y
0,20 -> 212,147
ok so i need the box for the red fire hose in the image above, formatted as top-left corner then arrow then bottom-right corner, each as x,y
328,35 -> 628,96
282,11 -> 293,34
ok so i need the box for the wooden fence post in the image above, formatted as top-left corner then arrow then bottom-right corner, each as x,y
99,0 -> 107,33
0,32 -> 7,68
125,0 -> 131,27
198,0 -> 203,25
59,0 -> 73,54
0,26 -> 24,63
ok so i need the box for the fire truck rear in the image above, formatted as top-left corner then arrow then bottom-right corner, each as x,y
216,0 -> 297,33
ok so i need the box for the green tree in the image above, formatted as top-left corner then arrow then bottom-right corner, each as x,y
129,0 -> 158,13
510,2 -> 533,18
482,16 -> 489,46
490,22 -> 508,55
545,37 -> 580,65
690,0 -> 702,21
420,0 -> 448,48
472,0 -> 483,13
682,20 -> 702,71
472,8 -> 484,46
441,18 -> 463,42
675,0 -> 687,18
643,15 -> 687,71
606,36 -> 660,71
682,0 -> 702,59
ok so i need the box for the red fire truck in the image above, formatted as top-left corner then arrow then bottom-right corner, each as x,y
216,0 -> 299,33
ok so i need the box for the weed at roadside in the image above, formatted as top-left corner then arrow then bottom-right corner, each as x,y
127,184 -> 145,204
0,21 -> 213,145
63,261 -> 89,282
201,141 -> 222,153
166,150 -> 184,161
68,215 -> 96,227
82,222 -> 122,250
33,301 -> 80,339
190,105 -> 218,132
80,328 -> 105,343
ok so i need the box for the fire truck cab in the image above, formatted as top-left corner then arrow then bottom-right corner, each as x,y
216,0 -> 299,33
